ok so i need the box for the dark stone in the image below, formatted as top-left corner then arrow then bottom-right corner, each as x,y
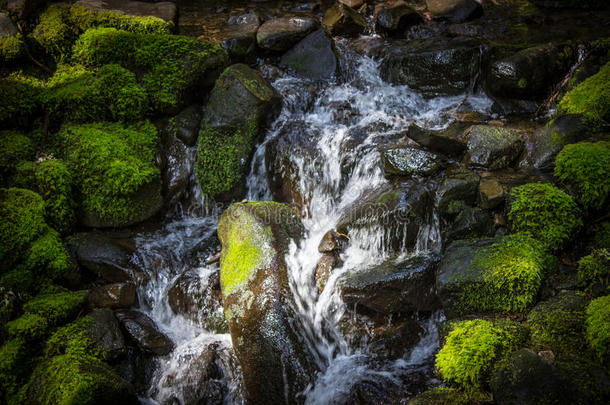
89,282 -> 136,309
68,233 -> 139,283
315,252 -> 341,293
375,1 -> 422,34
339,254 -> 439,315
88,308 -> 127,360
478,178 -> 504,209
173,105 -> 202,147
160,125 -> 191,208
464,125 -> 524,170
380,40 -> 481,98
491,349 -> 579,405
115,310 -> 174,355
380,145 -> 442,177
318,230 -> 349,253
217,202 -> 314,404
280,29 -> 338,81
406,123 -> 468,156
5,0 -> 49,20
221,11 -> 260,63
322,3 -> 368,37
0,12 -> 18,36
446,206 -> 495,242
435,166 -> 480,216
256,16 -> 317,52
426,0 -> 482,23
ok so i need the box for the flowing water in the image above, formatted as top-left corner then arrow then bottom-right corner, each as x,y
135,37 -> 492,404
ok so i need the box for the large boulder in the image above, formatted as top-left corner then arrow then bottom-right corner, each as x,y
380,40 -> 481,98
464,125 -> 524,170
280,29 -> 338,81
256,16 -> 317,52
75,0 -> 177,24
115,310 -> 174,355
338,254 -> 439,315
196,64 -> 281,201
425,0 -> 482,23
217,201 -> 314,404
322,3 -> 368,37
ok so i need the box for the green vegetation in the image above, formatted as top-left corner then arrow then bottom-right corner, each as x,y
0,33 -> 23,62
45,316 -> 99,359
196,121 -> 258,198
508,182 -> 581,250
578,249 -> 610,289
592,221 -> 610,250
527,291 -> 588,354
585,294 -> 610,360
555,141 -> 610,211
31,159 -> 75,235
557,62 -> 610,129
31,3 -> 74,62
73,27 -> 227,112
0,338 -> 31,400
408,387 -> 489,405
68,2 -> 172,34
22,290 -> 87,326
0,76 -> 43,125
0,131 -> 35,182
435,319 -> 528,390
460,233 -> 550,313
60,121 -> 160,225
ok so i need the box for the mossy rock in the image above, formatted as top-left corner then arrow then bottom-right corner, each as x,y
0,12 -> 23,62
464,125 -> 524,170
217,201 -> 313,404
527,291 -> 589,354
72,27 -> 228,113
586,294 -> 610,363
0,130 -> 35,183
409,387 -> 487,404
508,182 -> 581,251
557,62 -> 610,129
59,121 -> 162,228
555,141 -> 610,212
196,64 -> 280,200
0,76 -> 43,127
435,318 -> 529,390
0,337 -> 32,401
578,249 -> 610,291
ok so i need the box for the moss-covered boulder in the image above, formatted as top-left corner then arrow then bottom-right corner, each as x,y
408,387 -> 480,405
508,182 -> 581,251
464,125 -> 524,170
217,201 -> 314,404
435,166 -> 480,216
555,141 -> 610,212
578,249 -> 609,291
196,64 -> 280,200
557,62 -> 610,129
60,121 -> 162,228
435,319 -> 528,390
586,294 -> 610,362
0,12 -> 23,62
0,130 -> 35,183
72,27 -> 228,113
0,76 -> 43,127
436,234 -> 550,317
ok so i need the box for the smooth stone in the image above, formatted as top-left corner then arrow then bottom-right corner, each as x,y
479,178 -> 505,209
256,16 -> 317,52
406,123 -> 468,156
115,310 -> 174,355
280,29 -> 338,81
89,282 -> 136,309
88,308 -> 127,360
436,166 -> 480,216
380,145 -> 442,177
323,3 -> 368,37
426,0 -> 481,23
464,125 -> 524,170
318,230 -> 349,253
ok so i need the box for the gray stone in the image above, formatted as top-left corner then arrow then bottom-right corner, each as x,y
464,125 -> 524,170
436,167 -> 480,216
256,16 -> 317,52
280,29 -> 338,81
221,11 -> 260,63
380,145 -> 442,177
0,12 -> 18,37
115,310 -> 174,355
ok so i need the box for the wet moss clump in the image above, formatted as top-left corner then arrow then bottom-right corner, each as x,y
435,319 -> 528,390
72,27 -> 227,112
555,141 -> 610,211
408,387 -> 489,405
30,159 -> 74,235
557,62 -> 610,129
508,182 -> 581,251
0,33 -> 23,62
0,76 -> 43,126
585,294 -> 610,361
0,338 -> 31,401
59,121 -> 160,226
0,131 -> 35,183
578,249 -> 610,290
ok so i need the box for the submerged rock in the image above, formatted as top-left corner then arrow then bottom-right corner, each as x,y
323,3 -> 368,37
256,16 -> 317,52
217,201 -> 314,404
116,310 -> 174,355
464,125 -> 524,170
280,29 -> 338,81
380,145 -> 442,177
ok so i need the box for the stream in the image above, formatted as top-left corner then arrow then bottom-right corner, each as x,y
134,37 -> 493,405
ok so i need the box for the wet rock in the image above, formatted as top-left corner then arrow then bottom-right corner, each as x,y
280,29 -> 338,81
486,43 -> 575,101
380,40 -> 481,97
375,1 -> 422,34
76,0 -> 177,25
68,233 -> 138,283
89,282 -> 136,309
340,0 -> 364,7
339,254 -> 439,315
0,12 -> 18,37
5,0 -> 47,20
406,123 -> 468,156
479,178 -> 505,209
380,145 -> 442,177
446,206 -> 495,242
160,125 -> 191,208
87,308 -> 127,360
316,252 -> 342,292
217,201 -> 314,404
256,15 -> 317,52
197,64 -> 281,201
319,230 -> 349,253
436,237 -> 499,318
323,3 -> 368,37
426,0 -> 481,23
116,310 -> 174,355
436,166 -> 480,216
337,181 -> 434,253
172,105 -> 202,147
220,11 -> 260,63
464,125 -> 524,170
491,349 -> 579,405
167,269 -> 226,333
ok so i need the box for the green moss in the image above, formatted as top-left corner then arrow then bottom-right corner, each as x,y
33,158 -> 75,235
0,76 -> 43,125
45,63 -> 149,122
578,249 -> 610,288
408,387 -> 489,405
585,294 -> 610,360
0,131 -> 35,182
435,319 -> 528,390
508,182 -> 581,251
460,233 -> 550,313
60,121 -> 159,224
555,141 -> 610,211
23,290 -> 87,326
557,62 -> 610,128
196,121 -> 258,198
0,338 -> 31,399
527,291 -> 588,354
45,316 -> 101,360
24,226 -> 71,280
592,222 -> 610,249
31,3 -> 75,62
6,313 -> 48,341
73,27 -> 227,112
0,188 -> 46,271
0,267 -> 35,295
0,33 -> 23,61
